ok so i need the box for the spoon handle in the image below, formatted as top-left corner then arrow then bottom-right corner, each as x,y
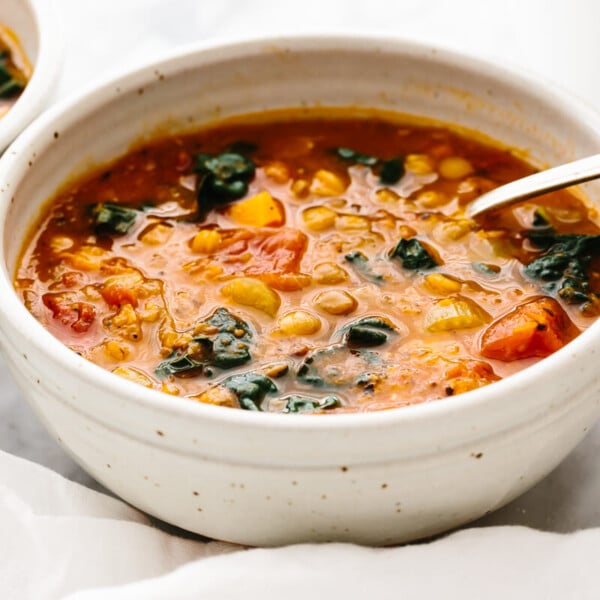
465,152 -> 600,218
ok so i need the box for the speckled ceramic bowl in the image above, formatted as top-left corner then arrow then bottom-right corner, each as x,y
0,36 -> 599,546
0,0 -> 62,152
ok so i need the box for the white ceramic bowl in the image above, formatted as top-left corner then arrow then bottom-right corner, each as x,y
1,36 -> 600,546
0,0 -> 62,152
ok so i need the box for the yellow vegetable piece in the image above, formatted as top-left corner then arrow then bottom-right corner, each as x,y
108,304 -> 142,341
195,386 -> 238,408
311,169 -> 346,196
424,297 -> 488,332
302,206 -> 337,231
140,223 -> 173,246
375,188 -> 400,203
103,270 -> 144,292
263,161 -> 290,183
336,215 -> 370,231
313,290 -> 358,315
161,381 -> 181,396
438,157 -> 474,180
291,179 -> 311,199
104,340 -> 130,361
277,310 -> 322,336
313,262 -> 349,285
49,235 -> 74,253
432,219 -> 474,243
228,191 -> 285,227
221,277 -> 281,317
140,302 -> 162,323
112,366 -> 153,388
405,154 -> 435,175
62,245 -> 108,271
398,225 -> 418,239
416,190 -> 448,208
191,229 -> 222,254
424,273 -> 462,295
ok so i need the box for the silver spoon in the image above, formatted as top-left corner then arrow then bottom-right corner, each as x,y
465,153 -> 600,218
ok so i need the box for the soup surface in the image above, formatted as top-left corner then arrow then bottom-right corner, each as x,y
15,110 -> 600,413
0,24 -> 30,118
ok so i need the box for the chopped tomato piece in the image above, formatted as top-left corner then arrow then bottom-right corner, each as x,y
101,285 -> 138,308
217,228 -> 309,290
480,297 -> 578,362
71,303 -> 96,332
42,294 -> 96,333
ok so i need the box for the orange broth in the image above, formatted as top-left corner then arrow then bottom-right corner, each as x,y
15,111 -> 600,413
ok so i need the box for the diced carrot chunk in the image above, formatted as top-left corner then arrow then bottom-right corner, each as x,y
480,297 -> 578,362
444,359 -> 500,395
445,359 -> 498,381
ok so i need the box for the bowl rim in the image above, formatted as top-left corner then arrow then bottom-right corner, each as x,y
1,32 -> 600,434
0,0 -> 64,152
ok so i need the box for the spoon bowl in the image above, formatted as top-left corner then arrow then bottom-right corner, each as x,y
466,153 -> 600,217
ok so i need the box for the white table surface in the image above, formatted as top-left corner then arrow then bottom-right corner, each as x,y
2,0 -> 600,534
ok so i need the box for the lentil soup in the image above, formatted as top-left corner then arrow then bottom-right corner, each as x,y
15,110 -> 600,413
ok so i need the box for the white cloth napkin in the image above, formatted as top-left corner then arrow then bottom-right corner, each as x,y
3,448 -> 600,600
67,530 -> 600,600
4,0 -> 600,598
0,450 -> 240,599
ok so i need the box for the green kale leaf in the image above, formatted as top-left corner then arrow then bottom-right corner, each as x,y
524,233 -> 600,305
390,238 -> 438,271
297,344 -> 382,388
335,147 -> 378,166
335,147 -> 405,185
90,203 -> 139,235
344,250 -> 384,284
379,157 -> 405,185
0,51 -> 25,99
283,394 -> 340,413
342,316 -> 396,348
195,152 -> 255,209
223,372 -> 278,411
155,308 -> 253,378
